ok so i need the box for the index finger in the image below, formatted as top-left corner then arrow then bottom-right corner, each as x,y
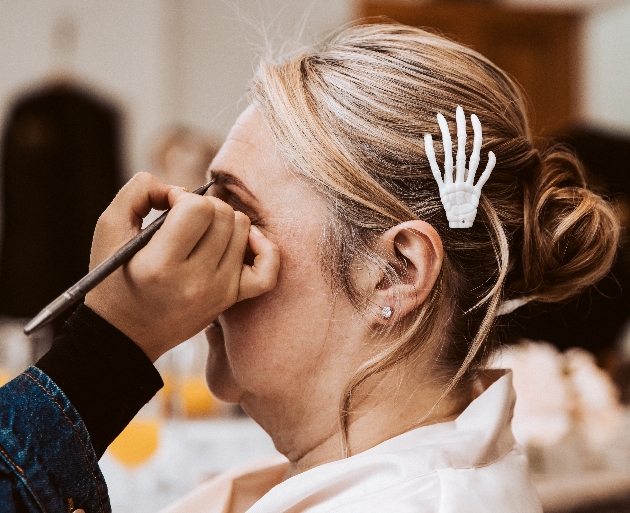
149,192 -> 219,262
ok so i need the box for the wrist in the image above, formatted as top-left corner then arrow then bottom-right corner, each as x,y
84,296 -> 162,363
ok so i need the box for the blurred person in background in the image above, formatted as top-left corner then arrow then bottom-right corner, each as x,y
147,127 -> 223,419
0,22 -> 621,513
142,127 -> 220,228
152,127 -> 219,191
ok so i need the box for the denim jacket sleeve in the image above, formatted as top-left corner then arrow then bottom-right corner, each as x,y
0,366 -> 111,513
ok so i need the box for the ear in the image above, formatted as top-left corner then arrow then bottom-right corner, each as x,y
367,220 -> 443,324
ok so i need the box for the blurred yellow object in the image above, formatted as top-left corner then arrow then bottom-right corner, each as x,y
108,419 -> 160,468
0,368 -> 14,387
181,375 -> 220,418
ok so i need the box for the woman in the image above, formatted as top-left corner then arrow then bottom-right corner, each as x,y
161,23 -> 619,512
0,22 -> 618,513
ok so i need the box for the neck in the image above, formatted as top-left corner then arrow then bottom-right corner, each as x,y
243,367 -> 471,480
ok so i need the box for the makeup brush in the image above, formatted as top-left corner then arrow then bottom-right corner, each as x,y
24,179 -> 215,335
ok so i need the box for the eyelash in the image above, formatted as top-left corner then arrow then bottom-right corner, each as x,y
227,195 -> 262,226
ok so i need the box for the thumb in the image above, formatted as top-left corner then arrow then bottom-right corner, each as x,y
107,173 -> 175,231
90,174 -> 180,268
238,226 -> 280,301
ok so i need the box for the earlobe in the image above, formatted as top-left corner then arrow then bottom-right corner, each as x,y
370,220 -> 443,324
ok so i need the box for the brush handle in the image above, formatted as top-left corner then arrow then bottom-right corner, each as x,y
24,180 -> 214,335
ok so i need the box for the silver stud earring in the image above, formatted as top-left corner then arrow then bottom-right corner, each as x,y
381,306 -> 392,319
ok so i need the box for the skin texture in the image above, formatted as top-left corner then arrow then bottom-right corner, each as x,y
85,172 -> 280,362
205,106 -> 463,478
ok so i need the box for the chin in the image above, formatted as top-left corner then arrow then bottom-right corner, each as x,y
204,321 -> 244,403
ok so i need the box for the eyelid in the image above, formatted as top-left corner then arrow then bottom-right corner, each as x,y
209,178 -> 262,224
210,171 -> 257,203
227,193 -> 262,225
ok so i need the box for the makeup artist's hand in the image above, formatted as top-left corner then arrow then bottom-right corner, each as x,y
85,172 -> 279,362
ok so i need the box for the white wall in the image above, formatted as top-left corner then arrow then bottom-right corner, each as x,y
174,0 -> 630,140
583,1 -> 630,135
0,0 -> 172,175
0,0 -> 628,180
175,0 -> 353,138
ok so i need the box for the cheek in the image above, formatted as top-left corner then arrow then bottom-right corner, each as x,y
217,235 -> 335,396
205,324 -> 243,403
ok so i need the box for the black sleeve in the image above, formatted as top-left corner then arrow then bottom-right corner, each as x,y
36,304 -> 163,458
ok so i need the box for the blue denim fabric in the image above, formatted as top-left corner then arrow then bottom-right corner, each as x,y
0,366 -> 111,513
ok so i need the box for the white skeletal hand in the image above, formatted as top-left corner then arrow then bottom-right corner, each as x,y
424,106 -> 496,228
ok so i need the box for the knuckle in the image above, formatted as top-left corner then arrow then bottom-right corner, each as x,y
209,197 -> 234,217
180,194 -> 214,216
201,197 -> 217,217
141,263 -> 163,283
95,211 -> 110,229
184,282 -> 207,303
191,195 -> 216,216
185,194 -> 205,208
140,256 -> 169,282
259,273 -> 277,292
95,212 -> 117,235
133,171 -> 155,186
234,211 -> 250,228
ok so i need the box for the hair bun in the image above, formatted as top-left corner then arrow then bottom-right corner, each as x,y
519,145 -> 620,303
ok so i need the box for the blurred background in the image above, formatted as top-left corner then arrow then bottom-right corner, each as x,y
0,1 -> 629,512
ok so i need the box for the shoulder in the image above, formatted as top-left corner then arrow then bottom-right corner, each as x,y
433,447 -> 542,513
159,455 -> 288,513
323,448 -> 542,513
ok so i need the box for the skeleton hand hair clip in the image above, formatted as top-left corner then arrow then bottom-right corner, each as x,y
424,106 -> 496,228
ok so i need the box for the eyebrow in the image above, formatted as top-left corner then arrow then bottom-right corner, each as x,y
210,170 -> 258,202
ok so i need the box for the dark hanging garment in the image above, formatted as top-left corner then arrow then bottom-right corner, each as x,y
0,84 -> 123,318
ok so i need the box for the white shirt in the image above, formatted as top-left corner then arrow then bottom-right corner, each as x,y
161,370 -> 542,513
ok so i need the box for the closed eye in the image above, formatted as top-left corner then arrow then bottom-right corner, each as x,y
207,171 -> 263,226
228,194 -> 263,227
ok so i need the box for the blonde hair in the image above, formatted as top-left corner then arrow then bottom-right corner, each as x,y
250,23 -> 620,454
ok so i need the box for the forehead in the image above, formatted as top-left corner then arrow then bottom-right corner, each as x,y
210,106 -> 330,228
211,106 -> 279,176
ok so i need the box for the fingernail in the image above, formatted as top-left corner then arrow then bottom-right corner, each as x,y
250,225 -> 263,237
